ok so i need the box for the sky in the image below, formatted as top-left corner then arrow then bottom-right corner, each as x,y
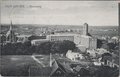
1,1 -> 119,26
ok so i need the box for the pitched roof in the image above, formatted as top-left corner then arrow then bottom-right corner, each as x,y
102,55 -> 119,65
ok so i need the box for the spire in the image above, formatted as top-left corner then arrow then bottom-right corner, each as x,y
6,20 -> 16,43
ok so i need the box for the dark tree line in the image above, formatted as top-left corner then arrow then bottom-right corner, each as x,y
1,41 -> 35,55
97,39 -> 119,51
36,40 -> 76,54
1,40 -> 76,55
94,66 -> 119,77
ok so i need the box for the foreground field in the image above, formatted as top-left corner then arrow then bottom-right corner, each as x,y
0,55 -> 43,76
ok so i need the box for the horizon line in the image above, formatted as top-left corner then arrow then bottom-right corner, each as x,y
1,23 -> 118,27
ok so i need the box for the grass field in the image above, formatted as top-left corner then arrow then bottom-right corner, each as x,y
0,55 -> 43,76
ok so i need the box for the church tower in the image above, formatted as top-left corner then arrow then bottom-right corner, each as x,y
6,21 -> 16,43
83,23 -> 88,35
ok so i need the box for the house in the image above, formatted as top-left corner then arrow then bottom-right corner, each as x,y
50,60 -> 74,77
70,63 -> 91,77
66,50 -> 85,62
93,57 -> 103,66
30,59 -> 74,77
50,60 -> 66,77
87,48 -> 109,58
101,53 -> 119,68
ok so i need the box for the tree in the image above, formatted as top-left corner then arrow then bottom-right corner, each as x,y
1,35 -> 6,43
51,40 -> 76,54
97,39 -> 103,48
107,43 -> 117,50
36,41 -> 53,54
95,66 -> 119,77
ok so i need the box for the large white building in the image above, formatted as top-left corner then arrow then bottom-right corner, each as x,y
47,33 -> 81,44
46,23 -> 97,50
80,35 -> 97,49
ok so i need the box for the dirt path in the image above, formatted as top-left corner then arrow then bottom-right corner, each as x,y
31,55 -> 45,67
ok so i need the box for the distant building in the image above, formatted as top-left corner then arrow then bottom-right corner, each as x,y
47,23 -> 97,50
111,36 -> 119,43
47,34 -> 75,42
6,21 -> 17,43
31,39 -> 49,45
87,48 -> 109,58
66,50 -> 85,61
17,35 -> 31,43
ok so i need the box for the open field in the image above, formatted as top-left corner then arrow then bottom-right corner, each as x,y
0,55 -> 43,76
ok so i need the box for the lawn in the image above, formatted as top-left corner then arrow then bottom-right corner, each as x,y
0,55 -> 42,76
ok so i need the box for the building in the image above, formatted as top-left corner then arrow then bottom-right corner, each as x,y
6,21 -> 17,43
47,34 -> 75,42
47,23 -> 97,50
101,53 -> 119,68
30,60 -> 74,77
47,33 -> 82,45
66,50 -> 85,62
76,45 -> 86,52
83,23 -> 88,35
31,39 -> 49,45
17,35 -> 31,43
79,35 -> 97,49
80,23 -> 97,49
87,48 -> 109,58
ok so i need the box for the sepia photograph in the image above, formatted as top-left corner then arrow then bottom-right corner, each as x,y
0,0 -> 119,77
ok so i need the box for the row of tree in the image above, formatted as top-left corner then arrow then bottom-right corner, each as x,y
1,40 -> 76,55
97,39 -> 119,51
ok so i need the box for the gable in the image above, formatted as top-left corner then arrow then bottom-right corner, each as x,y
51,68 -> 65,76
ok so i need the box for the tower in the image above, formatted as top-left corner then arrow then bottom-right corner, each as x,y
6,21 -> 16,43
83,23 -> 88,35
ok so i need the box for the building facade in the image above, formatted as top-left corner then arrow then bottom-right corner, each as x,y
47,34 -> 74,42
17,35 -> 31,43
47,23 -> 97,50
